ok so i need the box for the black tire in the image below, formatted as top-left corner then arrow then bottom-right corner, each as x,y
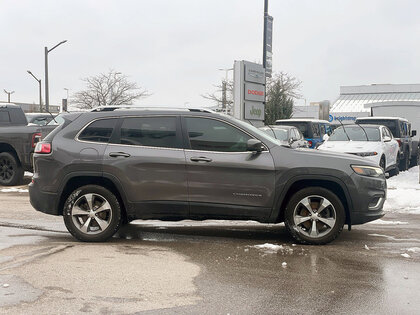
0,152 -> 24,186
379,156 -> 385,171
63,185 -> 122,242
399,151 -> 409,171
410,150 -> 419,168
284,187 -> 345,245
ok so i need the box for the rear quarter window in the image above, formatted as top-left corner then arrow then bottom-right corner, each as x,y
0,111 -> 11,123
78,118 -> 118,143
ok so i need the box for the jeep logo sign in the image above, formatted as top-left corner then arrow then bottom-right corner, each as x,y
244,82 -> 265,102
244,102 -> 265,120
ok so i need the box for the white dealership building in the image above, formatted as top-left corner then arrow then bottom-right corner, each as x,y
329,83 -> 420,126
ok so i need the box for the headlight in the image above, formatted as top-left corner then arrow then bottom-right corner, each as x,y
354,152 -> 378,157
351,165 -> 384,177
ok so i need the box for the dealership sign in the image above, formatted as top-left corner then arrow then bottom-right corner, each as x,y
233,60 -> 265,124
328,112 -> 370,124
244,101 -> 265,120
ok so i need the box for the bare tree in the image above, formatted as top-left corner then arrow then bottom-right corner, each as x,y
72,70 -> 150,109
202,80 -> 234,113
265,72 -> 302,124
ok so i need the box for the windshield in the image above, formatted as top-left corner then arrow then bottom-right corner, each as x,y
277,122 -> 309,138
358,120 -> 397,136
272,129 -> 289,141
328,125 -> 380,141
47,114 -> 65,126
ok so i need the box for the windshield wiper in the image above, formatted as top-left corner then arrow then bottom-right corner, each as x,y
337,119 -> 351,141
355,122 -> 370,141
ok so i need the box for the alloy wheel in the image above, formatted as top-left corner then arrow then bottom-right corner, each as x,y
71,193 -> 113,234
292,195 -> 337,238
0,157 -> 14,182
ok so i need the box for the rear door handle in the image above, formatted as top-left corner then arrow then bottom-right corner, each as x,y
190,156 -> 212,163
109,152 -> 131,158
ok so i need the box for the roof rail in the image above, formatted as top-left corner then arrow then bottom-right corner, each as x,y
90,106 -> 215,113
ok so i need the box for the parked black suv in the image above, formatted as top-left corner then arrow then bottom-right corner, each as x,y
29,109 -> 387,244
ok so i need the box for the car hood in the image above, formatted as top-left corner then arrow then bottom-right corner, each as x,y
318,141 -> 380,153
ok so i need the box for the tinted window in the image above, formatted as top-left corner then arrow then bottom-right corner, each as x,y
312,123 -> 320,137
120,117 -> 180,148
79,118 -> 117,143
185,117 -> 251,152
276,122 -> 310,138
0,111 -> 11,123
320,124 -> 326,136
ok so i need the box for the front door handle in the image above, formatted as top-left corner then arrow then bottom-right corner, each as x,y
190,156 -> 212,163
109,152 -> 131,158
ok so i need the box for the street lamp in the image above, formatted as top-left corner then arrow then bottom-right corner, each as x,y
45,40 -> 67,112
27,70 -> 42,112
3,89 -> 14,103
218,68 -> 234,114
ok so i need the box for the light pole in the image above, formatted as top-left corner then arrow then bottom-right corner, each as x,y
218,68 -> 233,114
3,89 -> 14,103
27,70 -> 42,112
45,40 -> 67,112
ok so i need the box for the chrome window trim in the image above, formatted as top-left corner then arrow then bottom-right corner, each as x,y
107,142 -> 184,152
75,114 -> 270,152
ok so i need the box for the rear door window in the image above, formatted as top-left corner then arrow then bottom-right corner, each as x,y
119,116 -> 181,149
78,118 -> 118,143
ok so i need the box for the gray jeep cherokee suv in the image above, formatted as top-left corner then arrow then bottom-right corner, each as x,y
29,108 -> 387,244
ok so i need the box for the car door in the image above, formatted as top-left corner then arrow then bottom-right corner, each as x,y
102,115 -> 189,218
382,127 -> 398,167
182,116 -> 275,220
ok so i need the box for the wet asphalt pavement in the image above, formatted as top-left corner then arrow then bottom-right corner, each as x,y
0,189 -> 420,314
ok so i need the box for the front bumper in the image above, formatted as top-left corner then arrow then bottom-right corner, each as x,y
349,173 -> 387,225
29,181 -> 60,215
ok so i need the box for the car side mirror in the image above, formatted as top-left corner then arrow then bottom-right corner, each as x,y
383,136 -> 391,142
247,139 -> 263,152
323,134 -> 329,141
412,130 -> 417,137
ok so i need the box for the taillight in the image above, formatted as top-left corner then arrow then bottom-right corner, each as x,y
34,142 -> 51,154
397,139 -> 402,147
308,140 -> 313,147
32,132 -> 42,148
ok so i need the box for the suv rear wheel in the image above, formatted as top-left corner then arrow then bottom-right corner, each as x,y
63,185 -> 122,242
284,187 -> 345,245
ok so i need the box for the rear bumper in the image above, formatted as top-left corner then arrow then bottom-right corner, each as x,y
29,182 -> 60,215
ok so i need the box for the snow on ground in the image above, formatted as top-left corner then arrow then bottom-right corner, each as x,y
366,219 -> 408,225
384,167 -> 420,214
0,188 -> 29,193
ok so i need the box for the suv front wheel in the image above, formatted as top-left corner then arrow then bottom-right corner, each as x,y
63,185 -> 122,242
284,187 -> 345,245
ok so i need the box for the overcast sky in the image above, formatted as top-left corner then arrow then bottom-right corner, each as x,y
1,0 -> 420,108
